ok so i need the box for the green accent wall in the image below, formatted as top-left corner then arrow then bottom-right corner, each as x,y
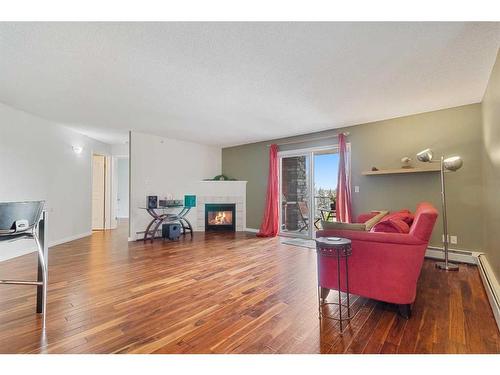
481,49 -> 500,279
222,103 -> 484,251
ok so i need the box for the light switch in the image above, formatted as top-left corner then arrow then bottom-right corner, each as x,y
354,186 -> 360,193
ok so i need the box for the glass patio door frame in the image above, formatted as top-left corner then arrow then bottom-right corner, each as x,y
278,145 -> 341,239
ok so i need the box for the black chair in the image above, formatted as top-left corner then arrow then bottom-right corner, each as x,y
0,201 -> 47,328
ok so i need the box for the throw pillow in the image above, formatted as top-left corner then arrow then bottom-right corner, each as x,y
371,218 -> 410,233
383,209 -> 414,226
321,221 -> 367,231
363,210 -> 389,230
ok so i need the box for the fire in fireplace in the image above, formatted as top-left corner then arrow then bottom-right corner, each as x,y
205,203 -> 236,231
208,211 -> 233,225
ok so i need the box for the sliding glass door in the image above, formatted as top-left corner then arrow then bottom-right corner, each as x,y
279,152 -> 312,238
279,146 -> 341,239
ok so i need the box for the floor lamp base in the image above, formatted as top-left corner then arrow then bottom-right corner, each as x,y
435,262 -> 459,271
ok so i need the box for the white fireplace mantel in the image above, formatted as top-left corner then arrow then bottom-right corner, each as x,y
195,181 -> 247,231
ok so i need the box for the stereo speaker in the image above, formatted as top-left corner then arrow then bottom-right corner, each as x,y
147,196 -> 158,209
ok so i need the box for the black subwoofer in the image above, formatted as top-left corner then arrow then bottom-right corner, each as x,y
162,223 -> 181,240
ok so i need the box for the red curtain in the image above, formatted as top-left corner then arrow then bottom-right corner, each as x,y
336,133 -> 352,223
257,144 -> 279,237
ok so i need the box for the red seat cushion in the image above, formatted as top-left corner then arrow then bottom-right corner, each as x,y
371,218 -> 410,233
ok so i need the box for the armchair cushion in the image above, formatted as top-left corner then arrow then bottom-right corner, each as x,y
357,210 -> 388,225
357,212 -> 378,223
383,209 -> 414,226
323,210 -> 388,231
371,218 -> 410,233
363,210 -> 389,230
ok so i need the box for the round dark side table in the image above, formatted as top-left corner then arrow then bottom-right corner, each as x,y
315,236 -> 354,332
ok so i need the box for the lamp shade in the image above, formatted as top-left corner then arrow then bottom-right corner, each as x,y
443,156 -> 463,171
416,148 -> 433,162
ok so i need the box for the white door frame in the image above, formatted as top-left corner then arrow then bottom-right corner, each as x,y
91,154 -> 107,230
278,144 -> 349,239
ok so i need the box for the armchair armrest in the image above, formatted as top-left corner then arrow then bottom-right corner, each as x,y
316,229 -> 426,246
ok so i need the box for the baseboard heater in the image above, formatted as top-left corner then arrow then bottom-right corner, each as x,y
425,246 -> 477,265
477,254 -> 500,331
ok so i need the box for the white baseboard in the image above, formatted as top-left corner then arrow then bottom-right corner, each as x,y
0,231 -> 92,262
245,227 -> 259,233
49,231 -> 92,247
477,255 -> 500,332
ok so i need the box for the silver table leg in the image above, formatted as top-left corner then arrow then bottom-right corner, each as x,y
0,206 -> 48,332
36,211 -> 48,329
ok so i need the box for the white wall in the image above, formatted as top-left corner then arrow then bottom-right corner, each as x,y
0,102 -> 111,260
116,157 -> 129,218
130,131 -> 221,239
111,142 -> 129,157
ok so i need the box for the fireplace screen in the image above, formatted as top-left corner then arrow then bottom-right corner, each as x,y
205,203 -> 236,231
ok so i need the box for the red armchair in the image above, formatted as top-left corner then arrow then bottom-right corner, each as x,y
316,202 -> 438,318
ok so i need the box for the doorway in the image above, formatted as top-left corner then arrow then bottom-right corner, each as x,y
116,157 -> 129,220
279,146 -> 342,239
92,154 -> 106,230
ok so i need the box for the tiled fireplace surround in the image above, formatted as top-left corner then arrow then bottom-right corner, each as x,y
194,181 -> 247,232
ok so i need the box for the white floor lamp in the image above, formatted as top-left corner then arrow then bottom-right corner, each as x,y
416,148 -> 463,271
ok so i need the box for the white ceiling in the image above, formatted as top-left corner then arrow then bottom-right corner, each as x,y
0,22 -> 499,146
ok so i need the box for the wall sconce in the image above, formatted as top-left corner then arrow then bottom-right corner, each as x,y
72,145 -> 83,154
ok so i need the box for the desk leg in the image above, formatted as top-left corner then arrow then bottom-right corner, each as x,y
151,220 -> 164,242
181,218 -> 193,238
179,219 -> 187,235
144,218 -> 157,242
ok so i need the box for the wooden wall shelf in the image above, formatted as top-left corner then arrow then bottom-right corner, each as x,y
362,166 -> 440,175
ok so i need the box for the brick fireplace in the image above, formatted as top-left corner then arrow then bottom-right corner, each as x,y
195,181 -> 247,232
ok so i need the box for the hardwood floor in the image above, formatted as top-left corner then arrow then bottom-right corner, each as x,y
0,223 -> 499,354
